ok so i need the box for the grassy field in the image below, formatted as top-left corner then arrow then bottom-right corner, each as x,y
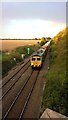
42,27 -> 68,116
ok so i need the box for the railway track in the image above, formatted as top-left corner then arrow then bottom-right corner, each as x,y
19,70 -> 40,120
2,66 -> 33,118
1,59 -> 29,88
1,62 -> 30,100
0,60 -> 30,94
1,42 -> 50,119
2,69 -> 40,119
2,51 -> 50,119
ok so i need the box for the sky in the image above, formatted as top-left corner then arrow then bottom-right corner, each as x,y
1,2 -> 66,39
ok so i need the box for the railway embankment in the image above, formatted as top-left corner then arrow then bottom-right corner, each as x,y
41,27 -> 68,117
40,108 -> 68,119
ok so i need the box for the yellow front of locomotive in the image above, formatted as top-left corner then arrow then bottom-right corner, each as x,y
31,56 -> 42,68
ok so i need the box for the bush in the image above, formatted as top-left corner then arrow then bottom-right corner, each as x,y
12,52 -> 22,63
49,42 -> 58,64
2,59 -> 16,75
15,46 -> 35,57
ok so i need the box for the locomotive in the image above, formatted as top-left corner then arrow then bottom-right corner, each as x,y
30,40 -> 51,69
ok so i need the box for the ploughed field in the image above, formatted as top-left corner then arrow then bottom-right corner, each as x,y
2,51 -> 49,119
1,40 -> 41,50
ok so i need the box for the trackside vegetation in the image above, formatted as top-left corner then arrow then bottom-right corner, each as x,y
42,27 -> 68,116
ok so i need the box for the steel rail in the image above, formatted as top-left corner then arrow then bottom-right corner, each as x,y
0,60 -> 29,89
0,63 -> 30,100
19,70 -> 40,120
2,70 -> 34,120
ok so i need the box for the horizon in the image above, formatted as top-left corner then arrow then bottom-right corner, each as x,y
1,26 -> 66,40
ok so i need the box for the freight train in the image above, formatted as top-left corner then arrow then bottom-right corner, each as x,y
30,40 -> 51,69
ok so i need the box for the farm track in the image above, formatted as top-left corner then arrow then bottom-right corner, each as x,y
1,62 -> 30,100
1,59 -> 29,87
2,70 -> 40,119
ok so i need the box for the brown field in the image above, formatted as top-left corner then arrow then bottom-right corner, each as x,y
0,39 -> 41,51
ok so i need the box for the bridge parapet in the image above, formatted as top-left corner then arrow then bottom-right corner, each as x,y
40,108 -> 68,119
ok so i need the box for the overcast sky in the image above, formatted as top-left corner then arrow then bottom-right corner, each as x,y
1,2 -> 66,39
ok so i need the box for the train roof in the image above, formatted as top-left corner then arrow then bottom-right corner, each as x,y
31,47 -> 46,57
37,48 -> 46,52
42,40 -> 51,48
37,48 -> 46,53
31,54 -> 42,57
31,52 -> 44,57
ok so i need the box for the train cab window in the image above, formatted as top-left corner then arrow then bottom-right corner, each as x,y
37,58 -> 40,61
32,58 -> 35,61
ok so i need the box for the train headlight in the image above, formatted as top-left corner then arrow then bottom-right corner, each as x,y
31,63 -> 33,66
